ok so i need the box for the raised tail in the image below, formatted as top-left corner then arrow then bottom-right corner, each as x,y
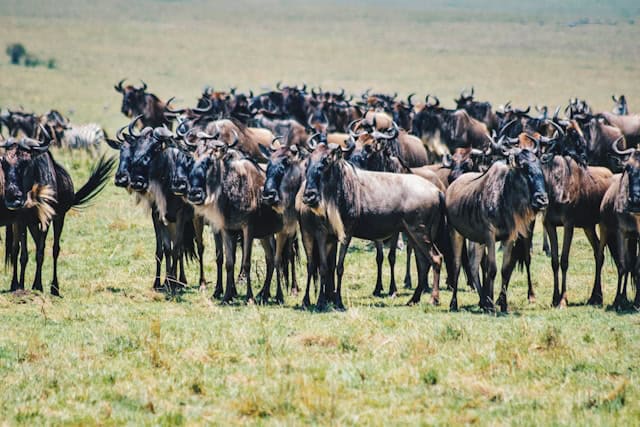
72,155 -> 116,209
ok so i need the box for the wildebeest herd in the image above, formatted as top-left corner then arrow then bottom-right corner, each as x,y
3,80 -> 640,313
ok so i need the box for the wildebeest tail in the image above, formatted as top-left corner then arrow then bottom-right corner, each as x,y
435,191 -> 455,287
512,237 -> 528,272
72,155 -> 116,209
181,219 -> 198,263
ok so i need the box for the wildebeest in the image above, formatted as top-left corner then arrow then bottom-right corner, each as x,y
586,117 -> 627,171
1,133 -> 114,295
535,122 -> 613,306
114,79 -> 173,129
598,111 -> 640,147
107,118 -> 201,291
300,141 -> 445,308
454,87 -> 498,131
446,144 -> 548,311
187,136 -> 282,303
598,141 -> 640,309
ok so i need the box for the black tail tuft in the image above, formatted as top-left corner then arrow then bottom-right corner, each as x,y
435,192 -> 455,287
182,218 -> 198,263
512,237 -> 528,272
73,155 -> 116,209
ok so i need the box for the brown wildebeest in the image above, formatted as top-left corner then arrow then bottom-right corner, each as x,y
454,87 -> 499,131
597,140 -> 639,309
186,136 -> 282,303
446,144 -> 548,312
599,111 -> 640,147
114,79 -> 173,129
586,117 -> 627,171
536,121 -> 613,307
300,141 -> 445,309
202,119 -> 274,162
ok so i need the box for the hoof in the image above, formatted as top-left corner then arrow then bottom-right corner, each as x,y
373,290 -> 384,298
449,300 -> 458,312
430,296 -> 440,306
587,295 -> 603,306
403,281 -> 412,290
406,298 -> 419,306
388,292 -> 397,299
528,295 -> 536,304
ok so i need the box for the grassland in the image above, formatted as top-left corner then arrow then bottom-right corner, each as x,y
1,1 -> 640,425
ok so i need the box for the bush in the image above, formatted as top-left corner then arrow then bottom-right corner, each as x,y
6,43 -> 26,64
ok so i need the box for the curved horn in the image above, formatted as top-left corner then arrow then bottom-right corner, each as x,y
612,136 -> 633,156
276,81 -> 282,91
153,126 -> 173,141
470,148 -> 484,157
115,78 -> 126,93
441,154 -> 452,168
433,96 -> 440,107
522,133 -> 541,154
301,83 -> 307,92
128,115 -> 144,137
498,119 -> 518,137
228,129 -> 239,148
470,86 -> 474,97
553,105 -> 560,120
612,95 -> 618,103
115,125 -> 127,142
520,106 -> 531,115
547,119 -> 565,137
196,131 -> 219,140
193,97 -> 214,114
140,80 -> 147,91
348,119 -> 366,138
339,88 -> 345,97
407,93 -> 415,106
270,136 -> 282,150
164,97 -> 186,115
306,132 -> 322,150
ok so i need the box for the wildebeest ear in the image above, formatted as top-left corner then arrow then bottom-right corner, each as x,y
106,139 -> 121,150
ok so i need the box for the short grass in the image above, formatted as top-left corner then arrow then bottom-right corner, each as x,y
1,1 -> 640,425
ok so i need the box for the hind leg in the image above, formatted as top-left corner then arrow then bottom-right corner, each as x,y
388,233 -> 399,297
50,216 -> 65,296
585,225 -> 604,306
403,238 -> 413,289
373,240 -> 384,297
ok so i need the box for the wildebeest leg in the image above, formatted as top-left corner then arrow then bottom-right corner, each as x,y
496,240 -> 517,312
542,229 -> 551,257
221,230 -> 237,303
559,224 -> 574,308
301,230 -> 316,308
29,223 -> 49,292
429,245 -> 442,306
50,216 -> 65,297
624,237 -> 637,304
335,236 -> 352,310
152,215 -> 164,291
290,236 -> 299,295
448,230 -> 465,311
461,240 -> 475,291
584,226 -> 604,306
545,222 -> 561,307
403,238 -> 413,289
315,232 -> 331,309
258,237 -> 277,304
388,233 -> 399,297
260,233 -> 283,303
194,217 -> 206,291
212,231 -> 224,299
482,238 -> 497,312
467,242 -> 484,297
633,241 -> 640,310
9,224 -> 21,291
609,230 -> 627,309
240,226 -> 255,303
178,257 -> 187,286
524,223 -> 535,303
373,241 -> 384,297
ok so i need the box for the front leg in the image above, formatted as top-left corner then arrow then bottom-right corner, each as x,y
241,225 -> 255,303
482,237 -> 497,312
335,235 -> 352,310
373,240 -> 384,297
221,230 -> 237,303
559,224 -> 575,308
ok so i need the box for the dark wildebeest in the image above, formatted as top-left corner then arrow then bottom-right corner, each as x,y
1,134 -> 114,295
187,136 -> 282,303
114,79 -> 173,129
535,121 -> 613,307
454,87 -> 498,131
598,141 -> 640,309
446,143 -> 548,312
300,141 -> 445,309
612,95 -> 628,116
107,118 -> 201,291
259,143 -> 305,303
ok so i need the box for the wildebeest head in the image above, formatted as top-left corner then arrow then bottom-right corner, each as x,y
166,146 -> 194,197
612,95 -> 628,116
302,141 -> 355,208
262,144 -> 303,210
611,139 -> 640,212
443,146 -> 486,183
506,147 -> 548,212
126,117 -> 172,192
106,122 -> 138,188
0,137 -> 50,210
115,79 -> 148,118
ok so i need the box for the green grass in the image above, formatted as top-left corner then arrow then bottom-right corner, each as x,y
1,1 -> 640,424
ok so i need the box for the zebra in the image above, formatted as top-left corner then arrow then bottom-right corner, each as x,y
61,123 -> 106,155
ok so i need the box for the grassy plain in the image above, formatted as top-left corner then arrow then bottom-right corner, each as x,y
1,0 -> 640,425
